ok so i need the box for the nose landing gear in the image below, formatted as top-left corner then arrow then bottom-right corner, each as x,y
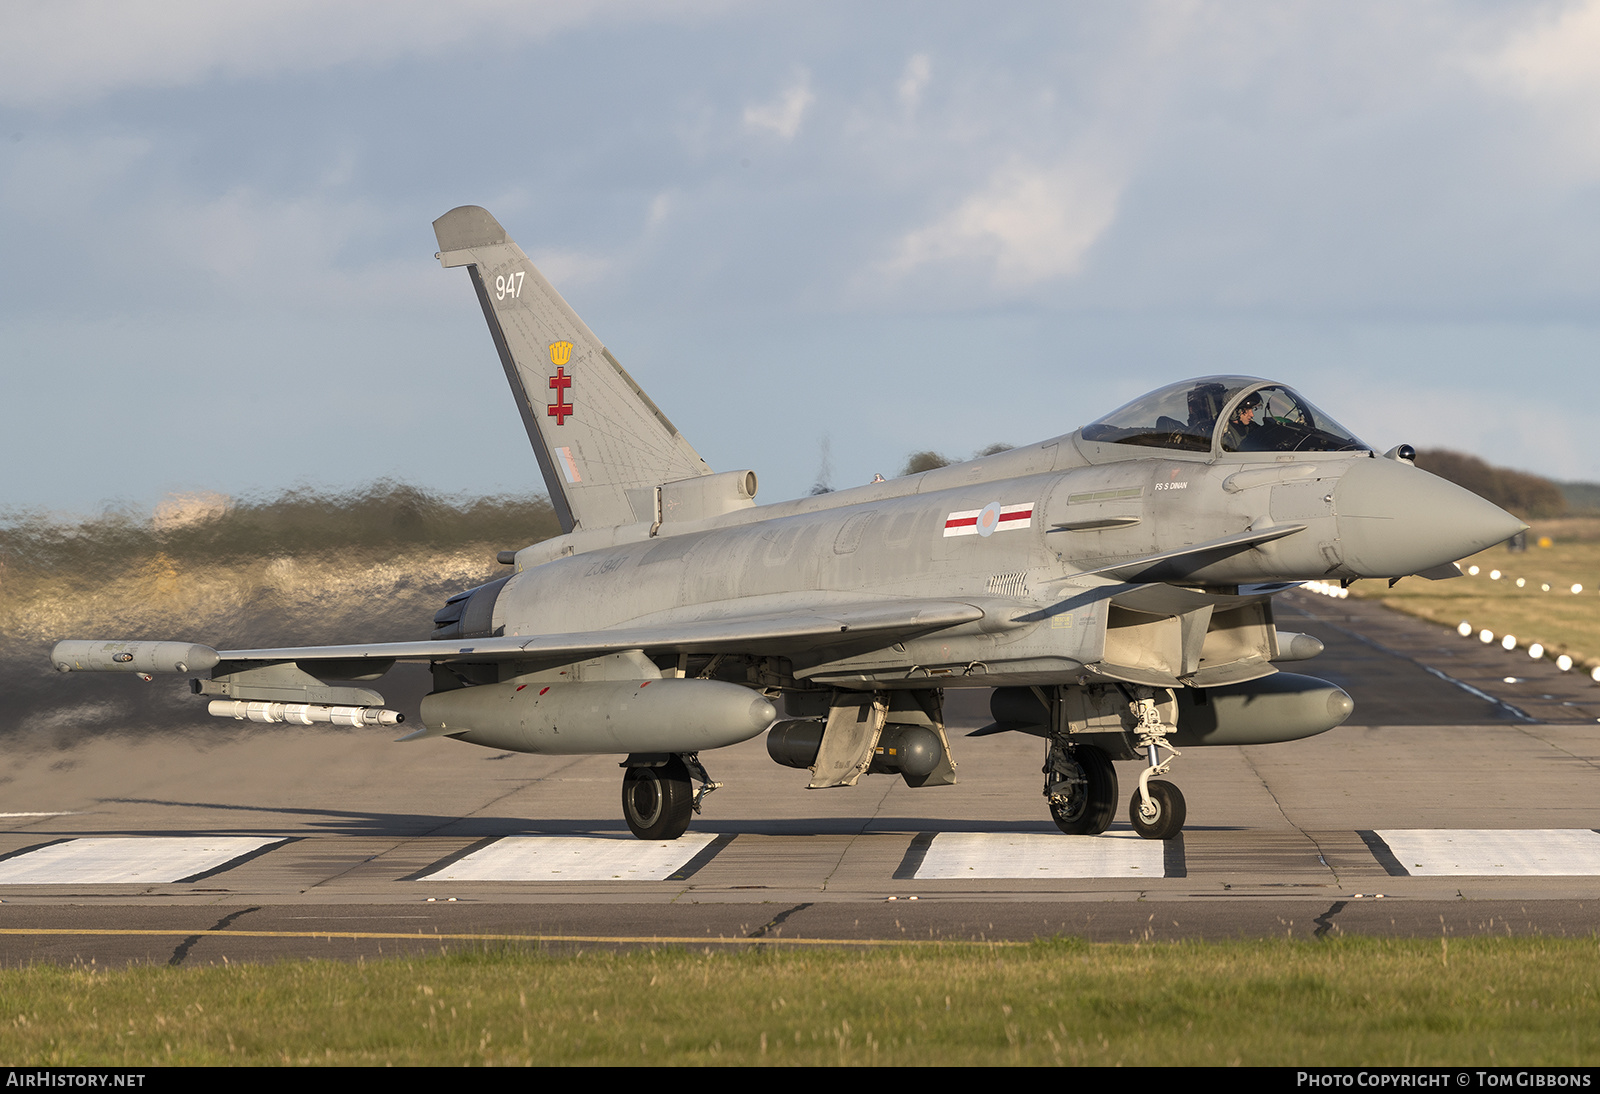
1128,693 -> 1185,841
1129,778 -> 1186,840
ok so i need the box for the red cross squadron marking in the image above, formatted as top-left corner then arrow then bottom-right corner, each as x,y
547,367 -> 573,425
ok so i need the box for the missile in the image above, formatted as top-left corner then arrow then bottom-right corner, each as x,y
419,678 -> 776,754
208,700 -> 403,727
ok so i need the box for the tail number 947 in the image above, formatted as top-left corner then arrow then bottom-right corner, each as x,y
495,271 -> 526,300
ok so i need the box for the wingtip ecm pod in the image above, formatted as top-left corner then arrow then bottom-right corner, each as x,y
52,639 -> 219,676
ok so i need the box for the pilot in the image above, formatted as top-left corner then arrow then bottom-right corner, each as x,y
1220,391 -> 1263,450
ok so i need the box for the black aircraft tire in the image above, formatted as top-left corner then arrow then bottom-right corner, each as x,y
1049,744 -> 1118,836
1129,780 -> 1186,841
621,757 -> 693,840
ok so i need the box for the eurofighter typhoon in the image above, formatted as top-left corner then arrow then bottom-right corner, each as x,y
53,207 -> 1527,841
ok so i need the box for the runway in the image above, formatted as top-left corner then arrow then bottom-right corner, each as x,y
2,590 -> 1597,964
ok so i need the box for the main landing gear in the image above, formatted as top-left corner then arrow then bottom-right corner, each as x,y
1043,739 -> 1118,835
620,753 -> 720,840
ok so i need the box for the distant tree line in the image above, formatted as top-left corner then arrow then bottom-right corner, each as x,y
0,481 -> 563,577
1558,481 -> 1600,514
901,444 -> 1013,477
1412,450 -> 1569,519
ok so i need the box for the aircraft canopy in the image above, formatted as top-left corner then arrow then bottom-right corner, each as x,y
1080,377 -> 1370,455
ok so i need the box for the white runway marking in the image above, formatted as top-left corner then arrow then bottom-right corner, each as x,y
0,837 -> 281,885
1375,830 -> 1600,875
914,831 -> 1169,879
424,833 -> 720,882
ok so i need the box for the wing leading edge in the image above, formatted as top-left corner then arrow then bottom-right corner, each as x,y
51,600 -> 986,676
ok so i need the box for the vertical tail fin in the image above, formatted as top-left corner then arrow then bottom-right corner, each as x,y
433,206 -> 711,533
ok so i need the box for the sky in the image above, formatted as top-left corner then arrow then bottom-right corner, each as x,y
5,0 -> 1600,518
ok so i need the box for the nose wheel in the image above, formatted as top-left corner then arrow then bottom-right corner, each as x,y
1128,692 -> 1186,841
1128,779 -> 1186,840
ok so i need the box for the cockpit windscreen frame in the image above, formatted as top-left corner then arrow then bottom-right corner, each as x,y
1080,377 -> 1371,456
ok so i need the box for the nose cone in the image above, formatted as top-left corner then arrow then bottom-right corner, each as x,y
1334,458 -> 1527,577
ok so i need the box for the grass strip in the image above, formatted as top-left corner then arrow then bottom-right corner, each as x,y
0,937 -> 1595,1066
1353,538 -> 1600,671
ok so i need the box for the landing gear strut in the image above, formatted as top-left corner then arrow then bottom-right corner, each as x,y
1043,738 -> 1118,835
1127,692 -> 1186,840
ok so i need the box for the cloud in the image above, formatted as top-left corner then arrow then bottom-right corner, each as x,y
144,187 -> 443,311
1475,0 -> 1600,178
1492,0 -> 1600,99
158,187 -> 366,276
0,128 -> 451,313
1353,380 -> 1595,483
528,247 -> 617,288
882,159 -> 1122,290
530,191 -> 680,288
0,0 -> 729,107
897,53 -> 931,111
743,69 -> 815,140
1,134 -> 155,217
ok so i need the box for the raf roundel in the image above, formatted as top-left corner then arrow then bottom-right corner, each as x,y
943,502 -> 1034,538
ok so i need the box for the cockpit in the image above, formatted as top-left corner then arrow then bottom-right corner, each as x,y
1079,377 -> 1370,455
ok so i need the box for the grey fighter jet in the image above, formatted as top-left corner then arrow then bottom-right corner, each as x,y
52,207 -> 1527,841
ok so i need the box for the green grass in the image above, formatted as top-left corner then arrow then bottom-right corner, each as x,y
1355,533 -> 1600,670
2,938 -> 1596,1066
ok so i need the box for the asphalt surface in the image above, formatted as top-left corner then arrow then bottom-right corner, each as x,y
2,590 -> 1597,964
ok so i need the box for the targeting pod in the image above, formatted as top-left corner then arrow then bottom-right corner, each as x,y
767,719 -> 826,769
767,720 -> 943,779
